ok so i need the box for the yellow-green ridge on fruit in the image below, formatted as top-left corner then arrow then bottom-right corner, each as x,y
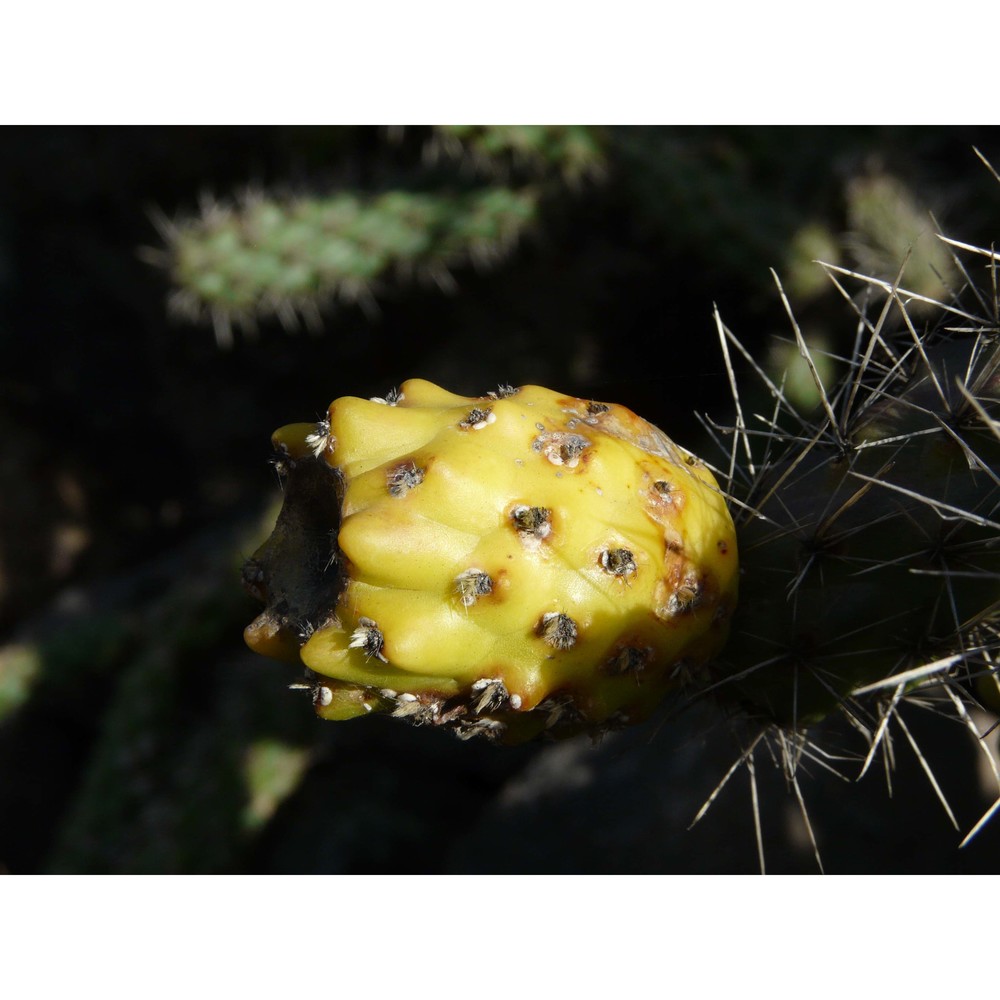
243,379 -> 738,743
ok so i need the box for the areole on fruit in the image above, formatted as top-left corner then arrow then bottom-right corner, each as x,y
243,379 -> 738,743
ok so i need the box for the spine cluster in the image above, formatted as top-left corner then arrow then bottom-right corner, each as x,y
693,236 -> 1000,863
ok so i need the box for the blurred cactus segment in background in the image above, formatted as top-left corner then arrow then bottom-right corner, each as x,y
845,172 -> 957,304
0,644 -> 42,722
160,126 -> 611,347
431,125 -> 607,183
166,186 -> 539,345
242,739 -> 311,833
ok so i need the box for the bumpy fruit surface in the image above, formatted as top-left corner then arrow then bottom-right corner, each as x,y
244,380 -> 738,742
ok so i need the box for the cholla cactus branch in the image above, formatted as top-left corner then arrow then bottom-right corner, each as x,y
699,214 -> 1000,858
429,126 -> 606,186
161,187 -> 539,346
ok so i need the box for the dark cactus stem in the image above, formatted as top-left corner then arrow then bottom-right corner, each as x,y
690,244 -> 1000,858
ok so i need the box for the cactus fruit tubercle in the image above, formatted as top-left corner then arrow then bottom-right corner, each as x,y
244,380 -> 738,743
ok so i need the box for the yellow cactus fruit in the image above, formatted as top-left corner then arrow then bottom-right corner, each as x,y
243,380 -> 738,742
